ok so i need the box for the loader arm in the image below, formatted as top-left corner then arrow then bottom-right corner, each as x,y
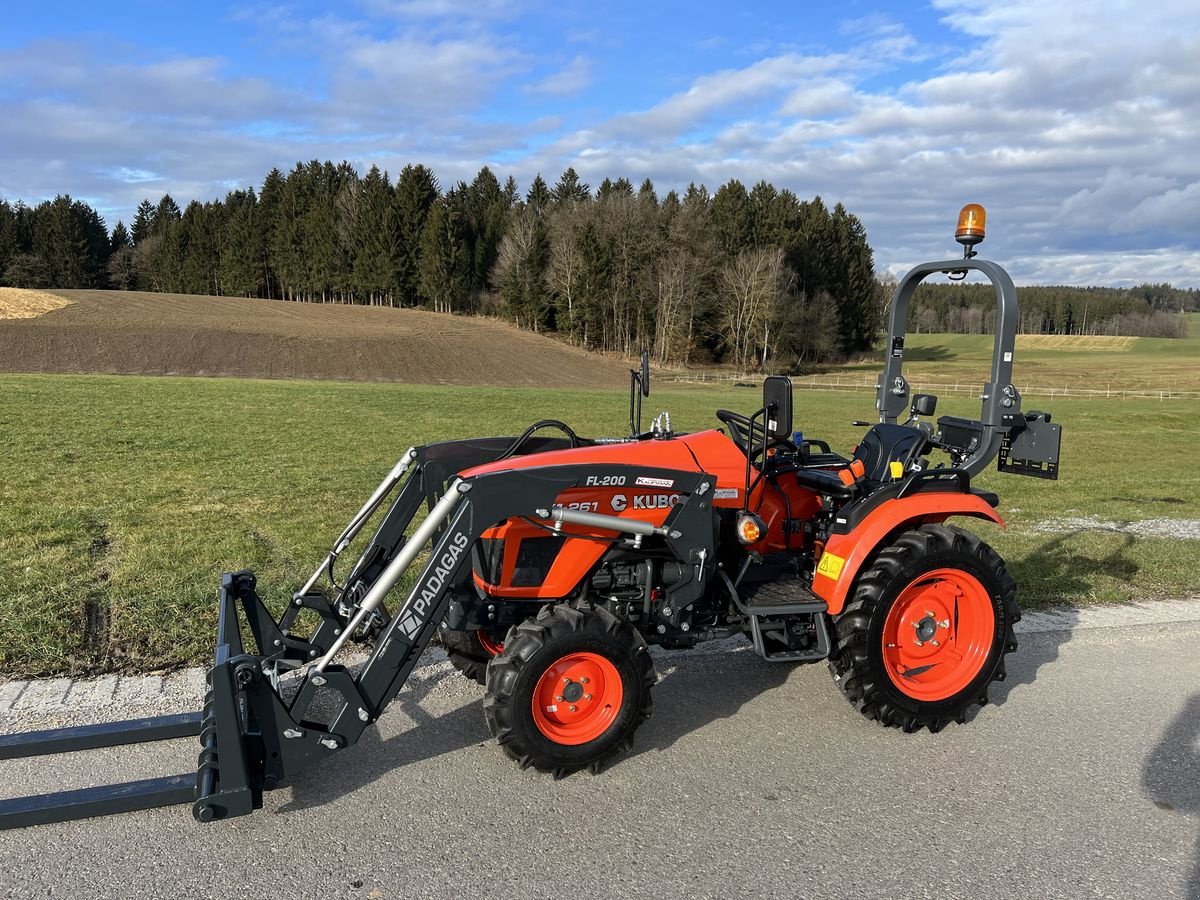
195,460 -> 717,821
0,452 -> 717,828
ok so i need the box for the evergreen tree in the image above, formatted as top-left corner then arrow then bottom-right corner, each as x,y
31,195 -> 109,288
711,180 -> 753,258
352,165 -> 395,303
179,200 -> 224,295
0,163 -> 903,358
271,165 -> 311,300
300,160 -> 355,302
418,196 -> 472,314
503,175 -> 520,207
747,180 -> 779,247
574,215 -> 611,349
4,253 -> 51,287
151,194 -> 182,235
131,200 -> 155,244
393,164 -> 439,305
110,220 -> 132,253
466,166 -> 509,293
551,167 -> 591,204
0,200 -> 18,284
258,168 -> 285,299
638,178 -> 658,207
828,203 -> 878,355
526,175 -> 551,215
220,189 -> 262,297
792,195 -> 832,300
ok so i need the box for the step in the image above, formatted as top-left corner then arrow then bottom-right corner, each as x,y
748,608 -> 831,663
739,577 -> 828,616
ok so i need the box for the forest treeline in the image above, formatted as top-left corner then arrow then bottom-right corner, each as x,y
907,281 -> 1194,337
0,163 -> 879,368
1,164 -> 1189,373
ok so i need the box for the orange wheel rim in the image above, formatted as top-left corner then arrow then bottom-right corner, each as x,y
881,568 -> 995,701
477,629 -> 504,657
531,652 -> 623,745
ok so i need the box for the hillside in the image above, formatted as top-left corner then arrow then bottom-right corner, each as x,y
0,289 -> 632,388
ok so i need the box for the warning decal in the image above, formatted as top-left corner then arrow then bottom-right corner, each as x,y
816,551 -> 846,581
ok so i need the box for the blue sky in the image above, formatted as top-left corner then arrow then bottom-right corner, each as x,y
2,0 -> 1198,286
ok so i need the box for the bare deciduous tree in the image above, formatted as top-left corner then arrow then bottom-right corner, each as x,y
652,249 -> 702,366
719,247 -> 793,370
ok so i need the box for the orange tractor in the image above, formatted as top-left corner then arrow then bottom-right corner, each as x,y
0,205 -> 1061,827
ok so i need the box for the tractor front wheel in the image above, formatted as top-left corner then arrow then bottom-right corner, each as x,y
484,601 -> 655,776
829,524 -> 1019,733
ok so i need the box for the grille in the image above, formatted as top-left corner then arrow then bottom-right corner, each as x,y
511,537 -> 562,587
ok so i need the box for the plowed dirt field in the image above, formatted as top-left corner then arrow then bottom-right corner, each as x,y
0,289 -> 630,387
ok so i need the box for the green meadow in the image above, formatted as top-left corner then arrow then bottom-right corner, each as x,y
852,312 -> 1200,394
2,372 -> 1197,676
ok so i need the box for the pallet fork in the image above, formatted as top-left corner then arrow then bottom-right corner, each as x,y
0,440 -> 715,828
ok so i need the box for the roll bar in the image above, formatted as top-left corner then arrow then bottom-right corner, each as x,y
875,258 -> 1022,478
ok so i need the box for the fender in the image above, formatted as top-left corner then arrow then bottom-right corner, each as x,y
811,492 -> 1004,615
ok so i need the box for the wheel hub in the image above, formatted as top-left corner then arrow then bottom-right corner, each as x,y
881,569 -> 996,701
531,652 -> 624,746
562,681 -> 584,703
913,615 -> 939,643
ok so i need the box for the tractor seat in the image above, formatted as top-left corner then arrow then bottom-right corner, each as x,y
851,424 -> 929,484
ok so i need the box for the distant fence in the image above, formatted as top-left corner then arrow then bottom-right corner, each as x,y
667,372 -> 1200,401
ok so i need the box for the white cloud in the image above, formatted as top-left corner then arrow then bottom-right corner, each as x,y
1,0 -> 1198,285
604,53 -> 851,140
527,55 -> 592,97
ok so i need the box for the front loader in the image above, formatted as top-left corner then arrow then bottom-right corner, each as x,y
0,204 -> 1062,827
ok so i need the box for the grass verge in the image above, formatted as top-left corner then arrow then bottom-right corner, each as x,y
1,373 -> 1197,676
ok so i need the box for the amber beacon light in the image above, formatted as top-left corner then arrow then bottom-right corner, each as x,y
955,203 -> 987,257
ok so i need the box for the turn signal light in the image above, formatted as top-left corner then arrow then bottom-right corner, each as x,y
736,514 -> 765,545
955,203 -> 986,247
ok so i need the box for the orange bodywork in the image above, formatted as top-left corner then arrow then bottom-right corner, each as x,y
460,428 -> 1001,612
811,492 -> 1004,615
462,429 -> 821,599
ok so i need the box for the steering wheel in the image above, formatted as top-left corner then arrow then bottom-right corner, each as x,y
716,409 -> 795,459
716,409 -> 757,452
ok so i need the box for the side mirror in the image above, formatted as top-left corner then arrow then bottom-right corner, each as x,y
912,393 -> 937,417
640,349 -> 650,397
763,376 -> 793,440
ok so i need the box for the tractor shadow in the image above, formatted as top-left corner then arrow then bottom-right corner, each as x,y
277,648 -> 792,811
622,645 -> 792,763
1142,693 -> 1200,899
276,671 -> 489,815
981,531 -> 1123,711
1007,530 -> 1139,606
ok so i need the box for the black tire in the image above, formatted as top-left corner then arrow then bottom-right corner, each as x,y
828,524 -> 1019,733
438,625 -> 504,686
483,601 -> 655,776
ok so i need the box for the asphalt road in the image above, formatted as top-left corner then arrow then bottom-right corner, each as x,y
1,619 -> 1198,900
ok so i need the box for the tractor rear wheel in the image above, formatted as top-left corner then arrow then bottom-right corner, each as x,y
828,524 -> 1019,733
438,625 -> 506,685
484,601 -> 655,776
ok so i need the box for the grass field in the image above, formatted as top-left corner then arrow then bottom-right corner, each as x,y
835,312 -> 1200,394
1,373 -> 1198,677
